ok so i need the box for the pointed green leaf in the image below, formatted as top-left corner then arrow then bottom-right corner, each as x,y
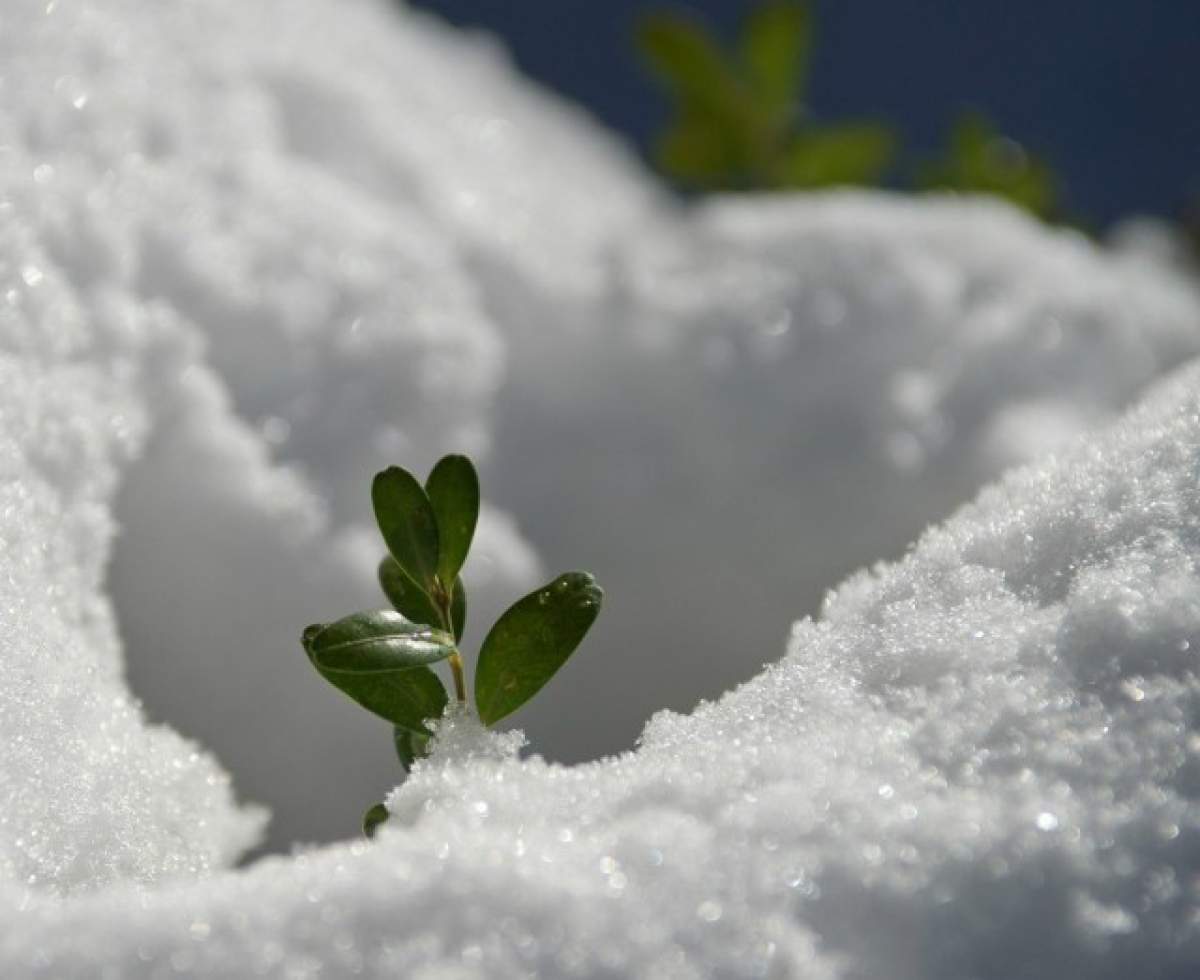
475,572 -> 603,726
740,1 -> 810,116
379,556 -> 442,628
637,13 -> 738,116
305,610 -> 455,673
394,727 -> 431,772
425,454 -> 479,588
450,575 -> 466,642
363,803 -> 389,839
777,122 -> 895,187
372,466 -> 440,594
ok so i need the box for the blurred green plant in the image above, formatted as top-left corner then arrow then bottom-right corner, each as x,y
301,454 -> 603,837
918,111 -> 1059,219
637,1 -> 895,190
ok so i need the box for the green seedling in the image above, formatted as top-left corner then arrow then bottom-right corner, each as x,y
638,1 -> 895,191
917,111 -> 1059,220
301,454 -> 603,837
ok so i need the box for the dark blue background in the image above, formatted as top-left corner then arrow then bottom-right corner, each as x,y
411,0 -> 1199,227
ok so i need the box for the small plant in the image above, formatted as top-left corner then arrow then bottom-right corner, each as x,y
638,1 -> 895,191
301,455 -> 603,837
917,111 -> 1059,220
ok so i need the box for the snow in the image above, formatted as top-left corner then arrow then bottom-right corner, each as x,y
489,192 -> 1200,761
1,0 -> 1200,973
0,251 -> 265,891
6,360 -> 1200,977
487,189 -> 1200,758
2,0 -> 555,851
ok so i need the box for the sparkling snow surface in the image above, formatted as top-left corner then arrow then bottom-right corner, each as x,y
1,0 -> 1200,975
7,363 -> 1200,977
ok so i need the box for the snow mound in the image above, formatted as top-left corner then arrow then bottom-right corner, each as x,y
489,192 -> 1200,760
6,357 -> 1199,978
0,226 -> 264,891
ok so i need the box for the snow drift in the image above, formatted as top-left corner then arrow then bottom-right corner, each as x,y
6,332 -> 1200,979
1,0 -> 1199,975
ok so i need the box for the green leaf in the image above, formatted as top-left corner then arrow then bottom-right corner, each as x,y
777,122 -> 895,187
394,727 -> 431,772
656,112 -> 740,186
305,610 -> 455,673
918,112 -> 1057,219
380,557 -> 464,641
379,556 -> 441,628
740,1 -> 810,117
450,575 -> 466,643
372,466 -> 440,595
475,572 -> 603,726
363,803 -> 389,839
314,660 -> 447,734
303,620 -> 448,733
425,454 -> 479,589
637,13 -> 738,116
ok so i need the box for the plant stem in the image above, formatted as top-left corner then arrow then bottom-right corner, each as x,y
448,651 -> 467,703
435,580 -> 467,704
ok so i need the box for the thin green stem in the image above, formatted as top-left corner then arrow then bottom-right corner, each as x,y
434,578 -> 466,704
448,651 -> 467,703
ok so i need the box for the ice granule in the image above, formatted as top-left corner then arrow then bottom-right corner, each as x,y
383,706 -> 527,826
